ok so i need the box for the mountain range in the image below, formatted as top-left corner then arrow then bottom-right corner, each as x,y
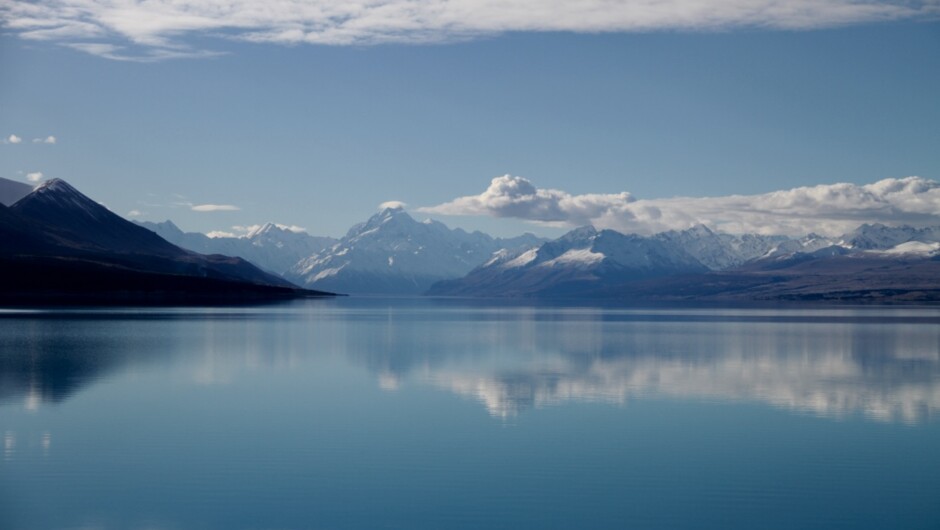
4,175 -> 939,303
0,177 -> 332,303
136,220 -> 337,276
146,199 -> 940,301
429,223 -> 940,301
286,206 -> 546,295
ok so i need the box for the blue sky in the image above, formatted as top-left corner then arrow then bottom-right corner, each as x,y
1,1 -> 939,238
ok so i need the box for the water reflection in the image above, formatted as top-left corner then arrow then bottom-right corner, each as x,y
1,303 -> 939,423
340,305 -> 940,423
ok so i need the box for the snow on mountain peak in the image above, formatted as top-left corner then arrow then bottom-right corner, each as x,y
247,222 -> 278,238
35,178 -> 73,192
542,248 -> 606,268
23,178 -> 111,220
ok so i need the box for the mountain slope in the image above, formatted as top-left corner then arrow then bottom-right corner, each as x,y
0,176 -> 33,206
613,251 -> 940,302
653,224 -> 788,270
429,222 -> 940,300
843,223 -> 940,250
137,220 -> 336,275
1,179 -> 330,302
429,226 -> 708,297
286,206 -> 545,295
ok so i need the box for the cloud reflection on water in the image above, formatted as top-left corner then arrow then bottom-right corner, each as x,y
1,304 -> 938,424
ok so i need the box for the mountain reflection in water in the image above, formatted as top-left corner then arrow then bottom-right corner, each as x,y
1,302 -> 938,424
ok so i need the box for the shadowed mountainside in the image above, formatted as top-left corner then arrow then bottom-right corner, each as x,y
0,179 -> 335,304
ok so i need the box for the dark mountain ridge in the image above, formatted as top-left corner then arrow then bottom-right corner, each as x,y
0,179 -> 334,304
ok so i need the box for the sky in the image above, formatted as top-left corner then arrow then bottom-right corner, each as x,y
1,1 -> 939,238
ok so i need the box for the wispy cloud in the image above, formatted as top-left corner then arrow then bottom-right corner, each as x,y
65,42 -> 223,62
2,0 -> 936,61
126,209 -> 143,217
25,171 -> 44,182
191,203 -> 240,212
31,136 -> 56,144
4,134 -> 22,144
419,174 -> 940,236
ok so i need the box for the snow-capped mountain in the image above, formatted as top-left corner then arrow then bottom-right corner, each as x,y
842,223 -> 940,250
286,206 -> 545,295
653,224 -> 788,270
431,218 -> 940,299
760,233 -> 837,258
429,226 -> 708,297
137,220 -> 336,275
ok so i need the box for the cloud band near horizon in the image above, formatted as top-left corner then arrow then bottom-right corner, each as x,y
191,203 -> 240,212
418,175 -> 940,236
2,0 -> 938,61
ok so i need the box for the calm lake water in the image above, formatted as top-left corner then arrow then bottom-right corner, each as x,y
2,298 -> 940,529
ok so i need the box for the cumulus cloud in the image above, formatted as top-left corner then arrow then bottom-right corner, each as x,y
420,174 -> 940,236
1,0 -> 936,61
5,134 -> 22,144
32,136 -> 56,144
25,171 -> 44,183
191,203 -> 240,212
422,175 -> 634,226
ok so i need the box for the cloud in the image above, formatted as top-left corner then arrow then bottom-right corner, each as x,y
32,136 -> 56,144
191,203 -> 240,212
419,174 -> 940,236
2,0 -> 936,61
206,230 -> 237,238
421,175 -> 634,225
378,200 -> 407,210
25,171 -> 44,183
5,134 -> 22,144
65,42 -> 224,62
232,223 -> 308,236
126,209 -> 143,217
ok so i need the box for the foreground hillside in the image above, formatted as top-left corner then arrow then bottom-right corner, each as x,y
0,178 -> 334,304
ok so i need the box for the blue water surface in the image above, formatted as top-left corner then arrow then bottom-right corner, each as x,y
2,298 -> 939,529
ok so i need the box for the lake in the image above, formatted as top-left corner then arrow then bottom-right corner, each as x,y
2,298 -> 940,529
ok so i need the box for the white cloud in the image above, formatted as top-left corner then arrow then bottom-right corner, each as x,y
191,203 -> 240,212
420,175 -> 940,236
126,209 -> 143,217
276,224 -> 307,233
1,0 -> 936,61
378,200 -> 407,210
6,134 -> 22,144
25,171 -> 44,183
231,223 -> 308,236
206,230 -> 237,238
32,136 -> 56,144
421,175 -> 634,225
